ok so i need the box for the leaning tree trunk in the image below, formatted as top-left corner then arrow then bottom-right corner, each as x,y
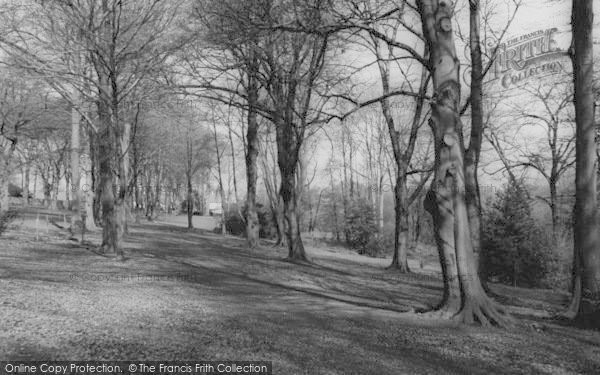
419,0 -> 510,326
566,0 -> 599,327
245,69 -> 260,248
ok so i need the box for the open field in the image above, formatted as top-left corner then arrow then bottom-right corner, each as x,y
0,210 -> 599,374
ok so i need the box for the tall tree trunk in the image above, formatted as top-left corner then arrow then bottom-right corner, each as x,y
145,172 -> 154,219
389,174 -> 410,272
98,119 -> 117,254
115,121 -> 130,247
549,179 -> 558,235
228,118 -> 240,208
132,141 -> 141,225
186,136 -> 194,230
51,173 -> 59,210
0,149 -> 12,213
566,0 -> 599,327
245,66 -> 260,247
419,0 -> 510,326
154,153 -> 163,216
464,0 -> 485,280
43,174 -> 52,208
276,118 -> 307,261
186,135 -> 194,230
70,96 -> 83,234
0,178 -> 8,213
374,34 -> 427,271
89,128 -> 102,227
187,172 -> 193,229
212,120 -> 227,235
22,162 -> 30,206
280,166 -> 306,261
274,196 -> 286,246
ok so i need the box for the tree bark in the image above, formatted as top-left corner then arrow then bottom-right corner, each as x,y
212,120 -> 227,235
374,34 -> 427,272
549,178 -> 558,234
0,150 -> 11,213
22,162 -> 30,206
566,0 -> 599,327
115,121 -> 130,252
186,172 -> 194,230
280,165 -> 306,261
464,0 -> 484,279
419,0 -> 509,326
276,119 -> 307,261
89,128 -> 102,227
70,94 -> 83,235
98,114 -> 118,254
389,174 -> 410,272
245,61 -> 260,248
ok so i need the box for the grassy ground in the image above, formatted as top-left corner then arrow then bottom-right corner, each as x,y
0,210 -> 599,374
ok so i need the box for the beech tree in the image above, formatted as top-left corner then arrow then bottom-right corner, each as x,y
371,39 -> 430,272
248,1 -> 338,261
182,0 -> 263,248
513,85 -> 575,235
565,0 -> 599,327
1,0 -> 184,256
418,0 -> 510,326
0,72 -> 49,213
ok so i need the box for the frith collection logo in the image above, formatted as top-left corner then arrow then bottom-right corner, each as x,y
483,28 -> 569,89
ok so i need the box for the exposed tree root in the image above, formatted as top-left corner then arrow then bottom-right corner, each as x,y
418,296 -> 513,328
556,274 -> 581,320
386,260 -> 410,273
452,299 -> 513,328
284,254 -> 311,265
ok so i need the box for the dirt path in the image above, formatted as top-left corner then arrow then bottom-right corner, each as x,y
0,213 -> 599,374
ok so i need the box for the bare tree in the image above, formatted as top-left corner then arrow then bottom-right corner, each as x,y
1,0 -> 183,257
211,111 -> 228,235
564,0 -> 599,327
259,127 -> 285,246
0,72 -> 48,212
419,0 -> 510,326
512,85 -> 575,235
182,0 -> 263,248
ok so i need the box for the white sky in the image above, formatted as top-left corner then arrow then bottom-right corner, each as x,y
310,0 -> 599,196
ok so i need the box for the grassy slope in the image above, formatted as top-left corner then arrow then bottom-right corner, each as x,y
0,212 -> 599,375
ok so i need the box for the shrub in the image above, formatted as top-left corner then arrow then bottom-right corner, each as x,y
224,210 -> 245,235
0,210 -> 17,236
344,198 -> 383,256
482,183 -> 550,288
223,203 -> 277,238
254,203 -> 277,239
8,183 -> 22,198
